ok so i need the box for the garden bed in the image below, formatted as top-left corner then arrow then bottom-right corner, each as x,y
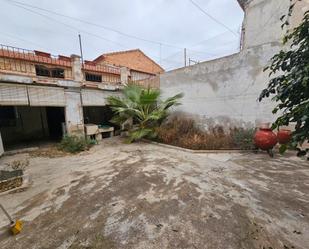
152,116 -> 256,151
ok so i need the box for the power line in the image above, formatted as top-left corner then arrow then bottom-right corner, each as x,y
6,1 -> 128,49
6,1 -> 178,67
189,30 -> 230,48
3,0 -> 242,69
188,0 -> 239,37
0,31 -> 50,50
4,0 -> 184,50
5,1 -> 175,66
6,1 -> 223,62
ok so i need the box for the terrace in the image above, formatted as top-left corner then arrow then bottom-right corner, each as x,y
0,44 -> 122,86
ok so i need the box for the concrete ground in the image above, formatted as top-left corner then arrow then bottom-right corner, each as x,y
0,137 -> 308,249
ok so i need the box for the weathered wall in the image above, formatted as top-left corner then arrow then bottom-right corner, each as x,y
160,0 -> 309,129
64,89 -> 84,136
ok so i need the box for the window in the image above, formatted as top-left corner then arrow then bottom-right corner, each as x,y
35,65 -> 50,77
51,68 -> 65,78
35,65 -> 65,78
85,73 -> 102,83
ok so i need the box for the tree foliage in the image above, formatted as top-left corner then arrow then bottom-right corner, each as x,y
259,1 -> 309,156
107,84 -> 183,143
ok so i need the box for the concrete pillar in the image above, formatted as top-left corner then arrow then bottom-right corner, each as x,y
64,55 -> 85,137
120,67 -> 130,85
64,88 -> 84,136
0,132 -> 4,156
70,54 -> 83,82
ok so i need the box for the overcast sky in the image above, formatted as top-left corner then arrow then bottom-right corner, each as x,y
0,0 -> 244,70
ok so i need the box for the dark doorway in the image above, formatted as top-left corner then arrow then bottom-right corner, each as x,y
83,106 -> 112,125
0,106 -> 65,150
46,107 -> 65,139
83,106 -> 120,131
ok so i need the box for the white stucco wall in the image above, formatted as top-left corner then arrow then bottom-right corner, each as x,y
160,0 -> 308,128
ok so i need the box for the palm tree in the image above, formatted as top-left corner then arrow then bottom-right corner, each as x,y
107,84 -> 183,143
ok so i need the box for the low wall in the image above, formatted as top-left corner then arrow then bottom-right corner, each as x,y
0,170 -> 23,193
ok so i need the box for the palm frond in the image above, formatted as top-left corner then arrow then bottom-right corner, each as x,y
161,92 -> 184,110
140,88 -> 161,105
127,128 -> 154,143
123,84 -> 142,103
143,109 -> 166,122
109,114 -> 129,126
107,96 -> 127,108
107,85 -> 183,143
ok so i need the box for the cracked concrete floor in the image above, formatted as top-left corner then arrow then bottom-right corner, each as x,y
0,137 -> 308,249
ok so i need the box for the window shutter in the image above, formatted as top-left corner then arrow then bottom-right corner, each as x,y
0,83 -> 29,105
81,89 -> 107,106
28,86 -> 65,106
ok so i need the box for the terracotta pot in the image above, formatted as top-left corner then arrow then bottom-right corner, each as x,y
277,129 -> 292,144
254,128 -> 277,150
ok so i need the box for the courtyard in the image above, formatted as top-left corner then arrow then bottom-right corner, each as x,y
0,137 -> 308,249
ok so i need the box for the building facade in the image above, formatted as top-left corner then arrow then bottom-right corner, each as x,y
93,49 -> 163,88
0,46 -> 161,153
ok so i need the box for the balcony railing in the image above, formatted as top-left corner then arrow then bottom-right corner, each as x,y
0,44 -> 72,67
83,63 -> 120,75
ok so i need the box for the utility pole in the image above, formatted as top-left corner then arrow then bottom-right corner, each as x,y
78,33 -> 84,69
159,43 -> 162,65
184,48 -> 187,67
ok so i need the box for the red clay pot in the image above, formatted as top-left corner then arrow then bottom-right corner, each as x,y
277,129 -> 292,144
254,128 -> 277,150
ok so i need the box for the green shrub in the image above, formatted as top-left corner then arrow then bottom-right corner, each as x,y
58,135 -> 94,153
231,128 -> 256,150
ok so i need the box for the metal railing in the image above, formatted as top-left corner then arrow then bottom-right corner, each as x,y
82,63 -> 121,85
83,63 -> 121,75
0,44 -> 123,85
0,44 -> 72,67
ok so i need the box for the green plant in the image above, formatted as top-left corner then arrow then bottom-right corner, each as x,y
58,135 -> 94,153
107,84 -> 183,143
259,3 -> 309,157
231,128 -> 256,150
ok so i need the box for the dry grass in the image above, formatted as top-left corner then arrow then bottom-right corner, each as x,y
155,116 -> 255,150
29,145 -> 71,158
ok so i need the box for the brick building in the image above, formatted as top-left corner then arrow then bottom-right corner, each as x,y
0,45 -> 162,153
93,49 -> 164,83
